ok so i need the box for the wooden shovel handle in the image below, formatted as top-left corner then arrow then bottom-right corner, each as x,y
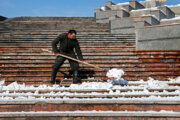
57,53 -> 105,71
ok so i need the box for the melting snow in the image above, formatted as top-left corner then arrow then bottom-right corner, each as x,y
161,16 -> 180,21
0,76 -> 179,101
106,68 -> 124,79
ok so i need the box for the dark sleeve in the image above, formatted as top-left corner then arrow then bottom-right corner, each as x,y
52,34 -> 63,53
75,40 -> 84,60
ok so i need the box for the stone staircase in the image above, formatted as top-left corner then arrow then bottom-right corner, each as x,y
0,16 -> 180,119
0,79 -> 180,119
0,17 -> 179,84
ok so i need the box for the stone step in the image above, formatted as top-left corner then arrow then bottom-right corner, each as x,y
0,92 -> 179,98
1,61 -> 177,66
7,29 -> 110,33
0,45 -> 135,48
0,100 -> 180,112
1,68 -> 179,72
7,32 -> 135,36
0,39 -> 135,42
1,72 -> 179,81
1,71 -> 179,77
0,36 -> 135,39
7,17 -> 95,22
0,111 -> 179,119
0,48 -> 136,52
0,58 -> 178,64
0,87 -> 179,93
2,76 -> 177,83
0,41 -> 135,46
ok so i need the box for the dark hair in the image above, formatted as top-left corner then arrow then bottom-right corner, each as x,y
68,30 -> 77,35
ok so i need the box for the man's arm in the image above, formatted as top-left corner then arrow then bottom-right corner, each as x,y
52,34 -> 63,55
75,41 -> 84,60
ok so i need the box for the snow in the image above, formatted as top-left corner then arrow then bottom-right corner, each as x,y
165,4 -> 180,7
131,7 -> 158,12
100,6 -> 105,11
161,16 -> 180,21
0,69 -> 180,101
106,68 -> 124,79
116,2 -> 129,6
0,76 -> 180,101
141,14 -> 159,20
0,110 -> 178,114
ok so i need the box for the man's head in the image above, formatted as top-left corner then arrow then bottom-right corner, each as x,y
67,30 -> 77,39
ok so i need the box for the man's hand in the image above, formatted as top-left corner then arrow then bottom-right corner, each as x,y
55,53 -> 60,57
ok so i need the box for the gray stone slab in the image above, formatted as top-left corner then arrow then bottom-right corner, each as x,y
0,111 -> 180,117
110,17 -> 135,33
129,1 -> 145,10
159,6 -> 175,19
136,24 -> 180,50
1,100 -> 180,104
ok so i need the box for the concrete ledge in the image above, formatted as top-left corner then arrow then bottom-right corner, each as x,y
0,100 -> 180,105
136,23 -> 180,50
110,17 -> 134,33
0,111 -> 180,117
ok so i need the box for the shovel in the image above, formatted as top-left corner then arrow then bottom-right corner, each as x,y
56,53 -> 107,71
55,53 -> 128,86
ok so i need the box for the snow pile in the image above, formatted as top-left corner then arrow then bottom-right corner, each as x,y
161,16 -> 180,21
100,6 -> 105,11
0,76 -> 180,101
165,4 -> 180,7
168,77 -> 180,83
70,82 -> 112,89
106,68 -> 124,79
147,77 -> 169,88
131,7 -> 158,12
116,2 -> 129,6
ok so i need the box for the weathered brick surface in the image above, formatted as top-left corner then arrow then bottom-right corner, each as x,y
0,104 -> 180,112
0,117 -> 180,120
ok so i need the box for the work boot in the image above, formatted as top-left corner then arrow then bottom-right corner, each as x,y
50,68 -> 58,84
73,70 -> 80,84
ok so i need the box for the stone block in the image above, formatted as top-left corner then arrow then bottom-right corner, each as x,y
134,20 -> 151,29
95,9 -> 129,23
110,17 -> 134,33
159,6 -> 175,19
129,0 -> 145,10
130,9 -> 152,17
161,18 -> 180,25
105,1 -> 115,7
109,15 -> 119,21
122,5 -> 134,12
95,10 -> 117,23
150,10 -> 167,20
142,15 -> 160,25
140,0 -> 166,8
94,8 -> 101,13
117,9 -> 130,18
136,24 -> 180,50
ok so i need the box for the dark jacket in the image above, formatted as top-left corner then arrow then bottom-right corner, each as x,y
52,33 -> 83,60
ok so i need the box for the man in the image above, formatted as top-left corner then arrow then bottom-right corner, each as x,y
50,30 -> 83,84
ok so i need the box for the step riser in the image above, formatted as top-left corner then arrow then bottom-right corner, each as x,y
0,116 -> 179,120
0,104 -> 179,112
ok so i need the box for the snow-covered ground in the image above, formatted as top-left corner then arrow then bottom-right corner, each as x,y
0,69 -> 179,101
161,16 -> 180,21
0,77 -> 180,101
